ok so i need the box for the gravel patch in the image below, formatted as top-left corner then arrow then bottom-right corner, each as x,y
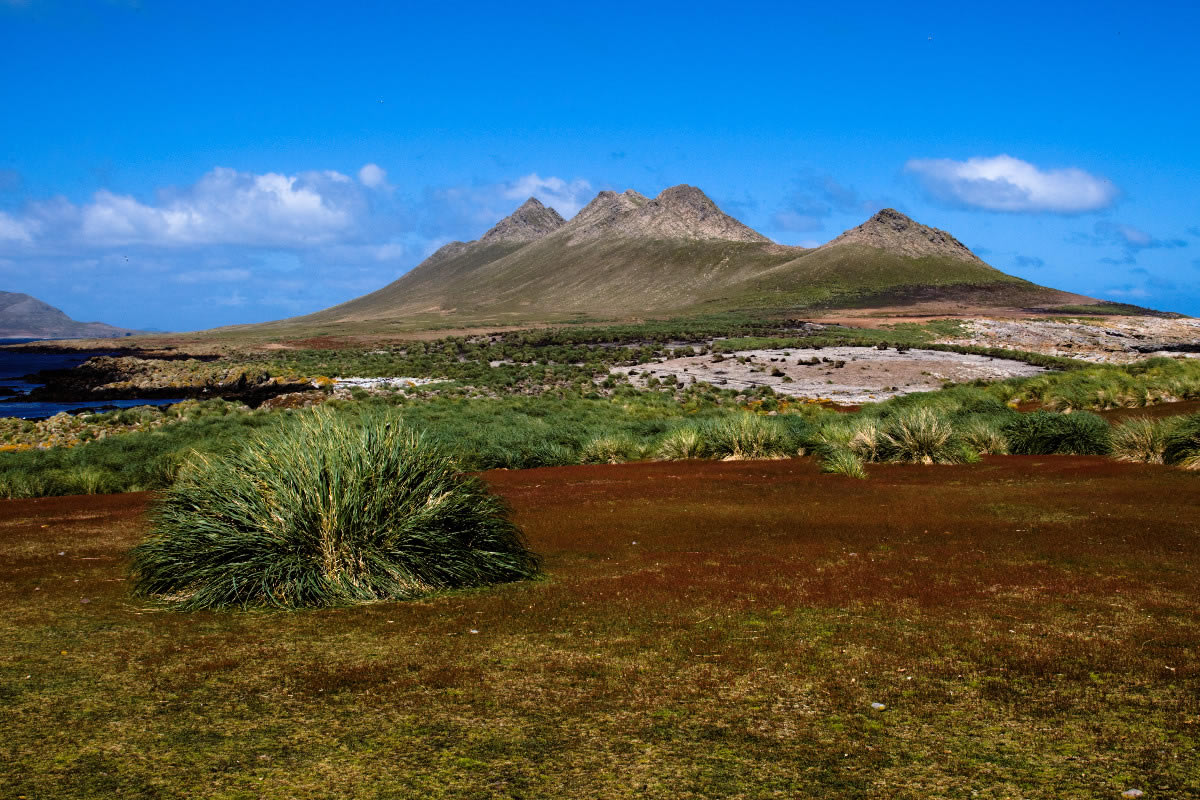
944,316 -> 1200,363
334,377 -> 445,389
612,347 -> 1047,404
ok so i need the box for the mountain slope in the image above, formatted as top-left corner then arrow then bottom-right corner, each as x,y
267,186 -> 1092,331
0,291 -> 142,339
718,208 -> 1078,311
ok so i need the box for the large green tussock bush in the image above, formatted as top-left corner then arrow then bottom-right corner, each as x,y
130,409 -> 540,610
1003,411 -> 1111,456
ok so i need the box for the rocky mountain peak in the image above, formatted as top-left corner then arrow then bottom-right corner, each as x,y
825,208 -> 982,261
652,184 -> 719,212
629,185 -> 770,243
564,189 -> 648,236
565,184 -> 769,243
480,197 -> 566,244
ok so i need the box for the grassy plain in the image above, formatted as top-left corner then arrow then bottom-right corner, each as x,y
4,351 -> 1200,498
2,457 -> 1198,799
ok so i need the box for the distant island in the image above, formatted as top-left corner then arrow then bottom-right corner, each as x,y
0,291 -> 144,340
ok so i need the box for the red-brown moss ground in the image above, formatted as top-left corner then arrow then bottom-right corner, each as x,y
1100,398 -> 1200,422
1,458 -> 1198,799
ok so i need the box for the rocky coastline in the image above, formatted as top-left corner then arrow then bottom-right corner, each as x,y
17,355 -> 321,406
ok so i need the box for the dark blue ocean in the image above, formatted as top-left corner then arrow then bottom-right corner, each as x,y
0,339 -> 182,419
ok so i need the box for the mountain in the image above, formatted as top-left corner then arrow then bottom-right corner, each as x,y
0,291 -> 143,339
478,197 -> 565,243
265,185 -> 1093,331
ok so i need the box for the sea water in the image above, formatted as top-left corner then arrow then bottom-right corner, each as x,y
0,340 -> 183,419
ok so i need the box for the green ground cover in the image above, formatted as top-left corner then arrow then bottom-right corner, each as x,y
3,352 -> 1200,498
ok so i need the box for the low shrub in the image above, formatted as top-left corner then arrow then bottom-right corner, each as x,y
129,408 -> 540,610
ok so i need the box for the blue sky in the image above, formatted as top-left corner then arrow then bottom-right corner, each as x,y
1,0 -> 1198,330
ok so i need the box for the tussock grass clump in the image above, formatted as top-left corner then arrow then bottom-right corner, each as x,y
1163,413 -> 1200,470
706,413 -> 791,460
1003,411 -> 1111,456
0,470 -> 55,499
579,435 -> 643,464
820,448 -> 868,479
878,408 -> 969,465
960,417 -> 1010,456
1013,356 -> 1200,411
808,417 -> 878,460
130,409 -> 540,610
1111,416 -> 1174,464
846,420 -> 883,462
655,427 -> 706,460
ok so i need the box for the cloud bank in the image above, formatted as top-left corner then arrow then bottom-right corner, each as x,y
81,168 -> 362,247
905,155 -> 1117,213
0,165 -> 593,330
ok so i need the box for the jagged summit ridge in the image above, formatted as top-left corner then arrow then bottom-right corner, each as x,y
480,197 -> 566,244
564,189 -> 649,238
566,184 -> 769,243
626,185 -> 770,243
825,208 -> 981,262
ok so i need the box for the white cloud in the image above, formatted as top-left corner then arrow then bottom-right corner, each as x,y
503,173 -> 592,217
771,211 -> 824,232
0,210 -> 33,242
76,167 -> 361,247
419,173 -> 593,238
905,154 -> 1117,213
176,268 -> 252,283
215,290 -> 248,307
312,242 -> 408,264
358,163 -> 389,190
1105,286 -> 1151,299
